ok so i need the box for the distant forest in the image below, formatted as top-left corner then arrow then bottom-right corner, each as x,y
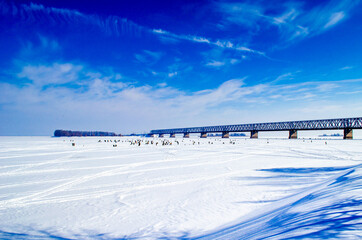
54,130 -> 121,137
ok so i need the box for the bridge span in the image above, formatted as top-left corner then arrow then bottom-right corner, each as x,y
150,117 -> 362,139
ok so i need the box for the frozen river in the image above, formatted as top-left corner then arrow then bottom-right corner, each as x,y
0,136 -> 361,239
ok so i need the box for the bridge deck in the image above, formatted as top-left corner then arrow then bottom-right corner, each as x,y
150,117 -> 362,134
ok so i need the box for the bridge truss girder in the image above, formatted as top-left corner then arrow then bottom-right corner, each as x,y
150,117 -> 362,135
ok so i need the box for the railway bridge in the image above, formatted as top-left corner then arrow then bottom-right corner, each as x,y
150,117 -> 362,139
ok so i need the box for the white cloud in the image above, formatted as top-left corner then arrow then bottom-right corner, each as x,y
2,62 -> 362,134
289,0 -> 357,38
152,28 -> 265,56
173,79 -> 248,109
0,2 -> 146,38
0,63 -> 252,133
205,61 -> 225,67
157,82 -> 167,87
298,104 -> 344,114
273,8 -> 299,25
230,59 -> 239,64
324,11 -> 345,29
216,2 -> 263,27
168,72 -> 178,77
316,83 -> 338,92
165,61 -> 193,79
18,63 -> 83,86
153,29 -> 167,34
201,47 -> 243,69
339,66 -> 353,71
191,36 -> 211,44
273,72 -> 294,83
214,0 -> 359,44
1,0 -> 267,62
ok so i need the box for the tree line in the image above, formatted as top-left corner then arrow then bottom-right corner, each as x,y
54,130 -> 121,137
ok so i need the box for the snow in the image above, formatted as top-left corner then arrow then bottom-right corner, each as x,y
0,136 -> 361,239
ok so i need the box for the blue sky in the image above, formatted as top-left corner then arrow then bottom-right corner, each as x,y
0,0 -> 362,135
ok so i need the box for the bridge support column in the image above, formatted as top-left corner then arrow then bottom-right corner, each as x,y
183,133 -> 190,138
344,128 -> 353,139
200,132 -> 207,138
289,129 -> 297,139
222,131 -> 229,138
159,134 -> 164,138
170,133 -> 176,138
250,130 -> 258,138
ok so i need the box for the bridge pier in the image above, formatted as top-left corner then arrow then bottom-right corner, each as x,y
183,133 -> 190,138
222,131 -> 229,138
289,129 -> 297,139
200,132 -> 207,138
250,130 -> 258,138
344,128 -> 353,139
159,134 -> 164,138
170,133 -> 176,138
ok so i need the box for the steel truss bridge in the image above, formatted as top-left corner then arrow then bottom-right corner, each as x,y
150,117 -> 362,139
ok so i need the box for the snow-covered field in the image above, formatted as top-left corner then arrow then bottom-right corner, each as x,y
0,136 -> 361,239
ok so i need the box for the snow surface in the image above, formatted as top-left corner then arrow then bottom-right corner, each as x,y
0,136 -> 361,239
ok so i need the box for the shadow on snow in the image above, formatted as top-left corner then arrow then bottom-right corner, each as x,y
193,164 -> 362,240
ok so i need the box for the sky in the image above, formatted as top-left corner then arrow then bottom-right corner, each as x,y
0,0 -> 362,135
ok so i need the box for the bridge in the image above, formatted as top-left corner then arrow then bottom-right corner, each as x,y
150,117 -> 362,139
